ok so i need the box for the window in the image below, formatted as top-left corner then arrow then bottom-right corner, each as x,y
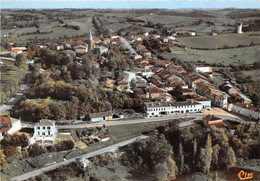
43,127 -> 45,129
37,127 -> 40,129
42,132 -> 45,135
47,127 -> 51,129
48,131 -> 50,135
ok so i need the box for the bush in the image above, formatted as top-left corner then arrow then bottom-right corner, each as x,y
28,143 -> 47,157
55,140 -> 74,151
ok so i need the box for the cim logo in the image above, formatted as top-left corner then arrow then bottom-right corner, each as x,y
238,170 -> 253,180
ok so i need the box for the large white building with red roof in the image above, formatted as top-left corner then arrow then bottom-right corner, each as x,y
0,115 -> 21,138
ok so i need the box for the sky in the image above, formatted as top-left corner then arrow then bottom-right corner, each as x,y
1,0 -> 260,9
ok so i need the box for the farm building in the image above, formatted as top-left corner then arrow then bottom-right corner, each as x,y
89,111 -> 113,122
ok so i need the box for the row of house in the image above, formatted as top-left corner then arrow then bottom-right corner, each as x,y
229,103 -> 260,120
145,100 -> 203,117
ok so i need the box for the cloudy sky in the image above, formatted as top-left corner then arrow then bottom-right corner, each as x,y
1,0 -> 259,9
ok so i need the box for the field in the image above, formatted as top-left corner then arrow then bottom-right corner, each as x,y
0,60 -> 19,91
177,32 -> 260,49
240,69 -> 260,82
6,26 -> 90,42
162,45 -> 260,66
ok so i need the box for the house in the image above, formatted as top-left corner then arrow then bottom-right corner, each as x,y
32,119 -> 57,145
75,45 -> 88,54
229,103 -> 260,120
99,134 -> 110,142
0,115 -> 21,139
10,48 -> 23,57
89,111 -> 113,122
94,46 -> 108,55
187,96 -> 211,110
211,30 -> 218,36
145,101 -> 203,117
195,66 -> 213,74
204,114 -> 222,123
77,158 -> 91,169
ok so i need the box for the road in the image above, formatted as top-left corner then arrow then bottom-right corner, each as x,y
21,112 -> 246,129
10,135 -> 148,181
119,36 -> 137,55
0,57 -> 15,62
0,69 -> 32,113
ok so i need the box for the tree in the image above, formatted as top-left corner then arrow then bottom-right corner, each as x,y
28,143 -> 47,157
15,54 -> 27,68
200,134 -> 213,174
178,142 -> 184,174
225,146 -> 236,169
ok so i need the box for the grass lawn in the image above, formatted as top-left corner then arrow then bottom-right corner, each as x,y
55,133 -> 72,144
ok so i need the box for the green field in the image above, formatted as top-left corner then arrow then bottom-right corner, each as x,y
0,60 -> 19,92
177,32 -> 260,49
7,27 -> 89,41
162,45 -> 260,66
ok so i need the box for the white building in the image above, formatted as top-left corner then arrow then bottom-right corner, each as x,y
237,23 -> 243,34
195,66 -> 213,74
89,112 -> 113,122
141,69 -> 154,78
32,119 -> 57,145
10,48 -> 23,57
229,103 -> 260,120
188,97 -> 211,110
145,101 -> 203,117
0,115 -> 21,139
95,46 -> 109,55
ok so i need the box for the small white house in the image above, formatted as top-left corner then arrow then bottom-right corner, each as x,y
10,48 -> 23,57
141,69 -> 154,78
95,46 -> 108,55
0,115 -> 21,139
99,134 -> 110,142
77,158 -> 90,169
189,31 -> 196,36
89,112 -> 113,122
32,119 -> 57,145
195,66 -> 213,74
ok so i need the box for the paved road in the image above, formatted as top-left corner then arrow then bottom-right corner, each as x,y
119,36 -> 137,55
22,112 -> 246,129
0,69 -> 32,113
10,135 -> 148,181
0,57 -> 15,61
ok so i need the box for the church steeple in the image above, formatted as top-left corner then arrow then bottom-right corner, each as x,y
89,29 -> 93,41
88,29 -> 95,52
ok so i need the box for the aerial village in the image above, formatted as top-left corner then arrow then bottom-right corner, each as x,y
1,27 -> 260,150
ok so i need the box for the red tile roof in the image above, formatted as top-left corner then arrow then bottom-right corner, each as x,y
234,102 -> 259,112
0,126 -> 11,132
10,48 -> 22,52
204,114 -> 222,121
0,115 -> 12,124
